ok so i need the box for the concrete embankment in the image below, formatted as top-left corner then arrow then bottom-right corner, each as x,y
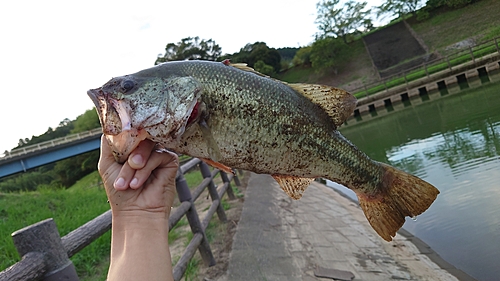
220,173 -> 473,281
348,54 -> 500,126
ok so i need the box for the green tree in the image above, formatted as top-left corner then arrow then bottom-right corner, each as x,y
71,109 -> 100,133
376,0 -> 423,19
155,36 -> 222,64
315,0 -> 371,44
310,37 -> 347,71
221,42 -> 282,74
51,151 -> 99,187
254,60 -> 275,76
292,46 -> 312,67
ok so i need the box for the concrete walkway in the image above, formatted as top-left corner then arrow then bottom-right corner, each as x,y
222,173 -> 470,281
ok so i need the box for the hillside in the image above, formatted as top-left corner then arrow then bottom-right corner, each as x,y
280,0 -> 500,91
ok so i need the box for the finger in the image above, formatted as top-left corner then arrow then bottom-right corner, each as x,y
114,161 -> 136,191
98,135 -> 117,175
127,140 -> 156,170
131,150 -> 178,189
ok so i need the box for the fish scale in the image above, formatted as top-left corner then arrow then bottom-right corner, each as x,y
88,60 -> 439,241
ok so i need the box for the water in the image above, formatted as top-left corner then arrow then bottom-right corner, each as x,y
333,82 -> 500,281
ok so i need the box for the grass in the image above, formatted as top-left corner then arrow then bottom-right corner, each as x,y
0,171 -> 111,279
277,65 -> 315,83
184,169 -> 204,188
169,217 -> 189,244
410,0 -> 500,52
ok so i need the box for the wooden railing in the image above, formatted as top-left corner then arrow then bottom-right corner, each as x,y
0,158 -> 241,281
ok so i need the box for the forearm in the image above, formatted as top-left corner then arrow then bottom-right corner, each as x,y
108,213 -> 173,281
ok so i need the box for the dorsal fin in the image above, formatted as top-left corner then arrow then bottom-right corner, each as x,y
228,63 -> 270,78
289,84 -> 357,128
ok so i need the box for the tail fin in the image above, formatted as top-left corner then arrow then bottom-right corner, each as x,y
356,162 -> 439,241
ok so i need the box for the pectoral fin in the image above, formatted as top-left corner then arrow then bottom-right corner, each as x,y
201,158 -> 234,174
272,175 -> 314,200
199,119 -> 222,162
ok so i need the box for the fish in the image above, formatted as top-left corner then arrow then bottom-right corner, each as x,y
87,60 -> 439,241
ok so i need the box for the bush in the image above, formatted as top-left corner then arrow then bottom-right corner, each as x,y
254,60 -> 275,76
310,37 -> 348,71
292,46 -> 312,67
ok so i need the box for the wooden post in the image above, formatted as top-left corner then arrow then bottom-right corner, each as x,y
175,172 -> 216,266
220,172 -> 237,200
231,170 -> 242,187
11,218 -> 79,281
199,162 -> 227,222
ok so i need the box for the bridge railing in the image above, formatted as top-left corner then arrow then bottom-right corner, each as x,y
0,157 -> 241,281
1,128 -> 103,160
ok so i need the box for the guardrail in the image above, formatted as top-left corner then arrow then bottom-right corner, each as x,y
0,158 -> 241,281
353,36 -> 500,97
1,128 -> 103,160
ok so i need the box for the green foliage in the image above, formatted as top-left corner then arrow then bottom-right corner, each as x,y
221,42 -> 282,74
155,36 -> 222,64
277,47 -> 299,61
254,60 -> 275,76
15,119 -> 73,149
310,37 -> 348,70
71,109 -> 100,133
292,46 -> 312,67
277,47 -> 299,70
0,170 -> 55,192
376,0 -> 423,19
51,150 -> 100,187
315,0 -> 371,44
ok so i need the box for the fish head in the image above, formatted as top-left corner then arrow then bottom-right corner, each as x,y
88,74 -> 202,163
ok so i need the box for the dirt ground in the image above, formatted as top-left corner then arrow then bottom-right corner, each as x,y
169,171 -> 249,281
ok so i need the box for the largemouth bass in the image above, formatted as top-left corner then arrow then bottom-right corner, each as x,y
87,60 -> 439,241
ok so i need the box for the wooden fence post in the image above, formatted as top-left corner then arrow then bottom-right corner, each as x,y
11,218 -> 79,281
175,171 -> 216,267
220,171 -> 237,200
199,162 -> 228,222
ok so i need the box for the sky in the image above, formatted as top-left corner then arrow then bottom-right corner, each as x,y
0,0 -> 386,154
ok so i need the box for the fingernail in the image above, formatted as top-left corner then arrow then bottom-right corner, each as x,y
131,154 -> 143,166
130,178 -> 138,188
114,177 -> 125,189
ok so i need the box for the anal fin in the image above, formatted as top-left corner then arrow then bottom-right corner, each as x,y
272,175 -> 314,200
201,158 -> 234,175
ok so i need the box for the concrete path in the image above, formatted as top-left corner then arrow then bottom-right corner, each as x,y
221,173 -> 469,281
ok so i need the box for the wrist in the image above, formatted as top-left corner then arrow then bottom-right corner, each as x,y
112,210 -> 170,230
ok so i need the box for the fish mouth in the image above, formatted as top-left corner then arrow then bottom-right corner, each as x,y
87,88 -> 148,163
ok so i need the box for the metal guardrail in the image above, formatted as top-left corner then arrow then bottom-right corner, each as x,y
1,128 -> 103,160
0,158 -> 241,281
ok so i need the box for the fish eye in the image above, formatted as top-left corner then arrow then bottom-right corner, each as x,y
121,80 -> 135,92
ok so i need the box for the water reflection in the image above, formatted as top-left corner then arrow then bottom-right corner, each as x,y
337,82 -> 500,281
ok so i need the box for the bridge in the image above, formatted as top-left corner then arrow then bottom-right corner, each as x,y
0,128 -> 102,178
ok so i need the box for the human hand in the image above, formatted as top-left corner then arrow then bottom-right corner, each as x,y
98,136 -> 178,218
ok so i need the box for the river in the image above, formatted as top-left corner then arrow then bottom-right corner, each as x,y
331,81 -> 500,281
